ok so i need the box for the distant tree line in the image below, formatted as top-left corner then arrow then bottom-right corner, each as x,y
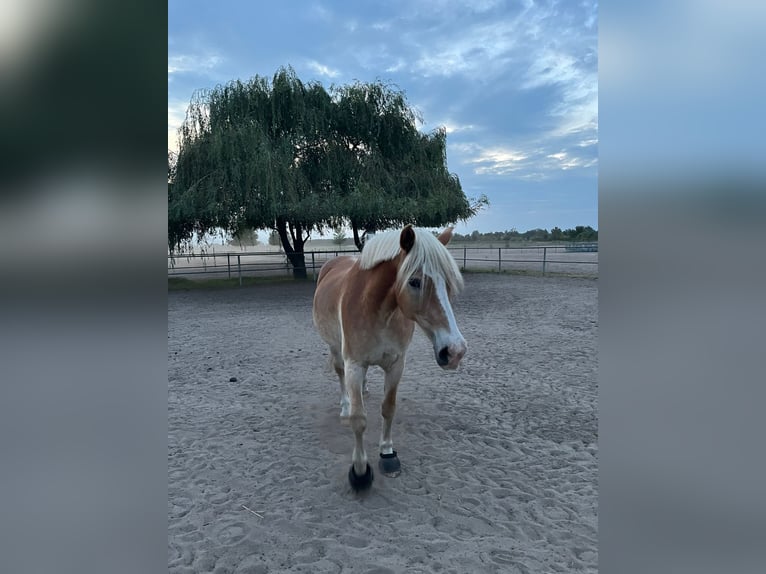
452,226 -> 597,243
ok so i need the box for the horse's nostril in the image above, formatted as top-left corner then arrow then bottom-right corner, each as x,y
437,347 -> 450,365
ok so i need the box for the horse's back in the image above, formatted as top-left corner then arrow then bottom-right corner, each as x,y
316,255 -> 356,288
313,256 -> 356,348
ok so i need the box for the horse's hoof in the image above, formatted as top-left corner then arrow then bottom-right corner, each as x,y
379,451 -> 401,477
348,463 -> 373,491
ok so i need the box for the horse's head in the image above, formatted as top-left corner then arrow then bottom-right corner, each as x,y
396,226 -> 468,370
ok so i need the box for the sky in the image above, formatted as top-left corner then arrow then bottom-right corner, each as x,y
168,0 -> 598,236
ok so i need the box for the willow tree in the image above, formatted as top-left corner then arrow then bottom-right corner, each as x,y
169,67 -> 484,276
330,81 -> 485,249
170,68 -> 335,277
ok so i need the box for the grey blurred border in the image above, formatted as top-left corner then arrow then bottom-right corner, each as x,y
3,1 -> 765,573
601,1 -> 766,572
0,2 -> 167,574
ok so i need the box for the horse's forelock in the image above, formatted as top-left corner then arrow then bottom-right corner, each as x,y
396,229 -> 463,297
358,228 -> 463,296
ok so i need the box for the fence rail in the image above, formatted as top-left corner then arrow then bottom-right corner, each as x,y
168,243 -> 598,284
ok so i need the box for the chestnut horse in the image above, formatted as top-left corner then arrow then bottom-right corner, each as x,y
312,225 -> 467,490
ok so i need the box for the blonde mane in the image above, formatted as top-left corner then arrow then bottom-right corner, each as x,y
358,228 -> 464,296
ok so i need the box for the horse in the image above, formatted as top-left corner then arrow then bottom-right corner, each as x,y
312,225 -> 467,490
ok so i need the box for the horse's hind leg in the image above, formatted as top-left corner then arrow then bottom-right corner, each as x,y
379,358 -> 404,477
345,360 -> 373,490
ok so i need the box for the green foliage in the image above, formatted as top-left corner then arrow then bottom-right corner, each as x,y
268,229 -> 281,246
168,67 -> 483,257
565,225 -> 598,241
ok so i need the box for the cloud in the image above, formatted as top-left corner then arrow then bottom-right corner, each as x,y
407,0 -> 506,18
167,101 -> 187,128
546,150 -> 597,170
167,101 -> 189,153
584,0 -> 598,29
443,122 -> 477,134
454,141 -> 597,178
395,0 -> 598,144
462,145 -> 530,175
577,138 -> 598,148
400,0 -> 559,80
385,59 -> 405,73
548,89 -> 598,138
410,19 -> 521,78
305,59 -> 340,79
522,45 -> 598,138
167,53 -> 223,76
522,50 -> 581,91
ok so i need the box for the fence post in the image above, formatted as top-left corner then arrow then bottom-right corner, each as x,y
227,254 -> 231,279
498,248 -> 502,272
542,247 -> 547,275
238,254 -> 242,286
463,246 -> 467,271
311,252 -> 316,281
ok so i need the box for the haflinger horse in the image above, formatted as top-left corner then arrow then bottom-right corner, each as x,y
312,225 -> 467,491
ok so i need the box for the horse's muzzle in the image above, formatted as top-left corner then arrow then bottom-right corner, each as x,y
436,341 -> 466,370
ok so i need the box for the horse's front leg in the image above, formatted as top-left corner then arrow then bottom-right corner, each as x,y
379,357 -> 404,477
331,351 -> 350,421
345,361 -> 373,490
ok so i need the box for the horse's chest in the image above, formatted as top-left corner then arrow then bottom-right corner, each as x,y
366,331 -> 412,367
342,328 -> 405,367
340,307 -> 414,367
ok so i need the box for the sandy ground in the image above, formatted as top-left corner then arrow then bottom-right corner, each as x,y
168,273 -> 598,573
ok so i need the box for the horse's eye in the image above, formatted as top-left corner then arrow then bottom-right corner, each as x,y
408,277 -> 421,289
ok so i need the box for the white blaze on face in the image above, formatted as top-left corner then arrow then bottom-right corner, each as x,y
432,275 -> 467,369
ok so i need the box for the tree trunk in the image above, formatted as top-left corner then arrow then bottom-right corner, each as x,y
275,218 -> 308,280
352,224 -> 363,251
286,252 -> 308,279
351,223 -> 377,251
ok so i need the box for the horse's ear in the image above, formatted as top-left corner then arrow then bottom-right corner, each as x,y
437,227 -> 454,246
400,225 -> 416,253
